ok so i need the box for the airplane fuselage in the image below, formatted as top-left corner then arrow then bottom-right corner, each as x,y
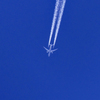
48,45 -> 53,56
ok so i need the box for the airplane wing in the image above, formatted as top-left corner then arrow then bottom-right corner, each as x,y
43,47 -> 49,52
51,48 -> 58,52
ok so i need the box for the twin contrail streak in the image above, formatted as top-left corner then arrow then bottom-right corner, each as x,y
48,0 -> 66,47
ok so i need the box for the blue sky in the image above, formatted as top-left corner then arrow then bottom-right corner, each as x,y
0,0 -> 100,100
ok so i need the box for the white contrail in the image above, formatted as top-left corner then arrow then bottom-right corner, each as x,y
48,0 -> 66,47
53,0 -> 66,46
48,0 -> 60,46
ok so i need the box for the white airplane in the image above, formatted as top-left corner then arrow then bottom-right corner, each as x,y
43,44 -> 57,57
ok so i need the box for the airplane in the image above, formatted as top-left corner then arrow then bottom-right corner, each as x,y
43,44 -> 57,57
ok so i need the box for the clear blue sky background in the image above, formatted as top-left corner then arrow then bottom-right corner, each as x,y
0,0 -> 100,100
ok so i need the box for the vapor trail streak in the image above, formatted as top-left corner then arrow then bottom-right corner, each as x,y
53,0 -> 66,46
48,0 -> 66,47
48,0 -> 60,46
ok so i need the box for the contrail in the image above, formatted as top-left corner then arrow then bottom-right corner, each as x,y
48,0 -> 60,46
48,0 -> 66,47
